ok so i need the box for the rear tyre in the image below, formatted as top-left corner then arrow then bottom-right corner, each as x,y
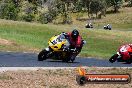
70,55 -> 76,63
71,59 -> 75,63
62,58 -> 70,63
126,59 -> 132,64
109,54 -> 118,63
62,53 -> 71,63
38,49 -> 49,61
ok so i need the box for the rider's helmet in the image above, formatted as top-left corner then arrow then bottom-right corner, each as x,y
107,24 -> 110,26
71,29 -> 79,40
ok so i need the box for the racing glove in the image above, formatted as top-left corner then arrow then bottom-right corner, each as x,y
63,45 -> 69,52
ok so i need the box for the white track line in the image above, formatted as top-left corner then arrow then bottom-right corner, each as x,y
0,67 -> 77,72
0,67 -> 132,72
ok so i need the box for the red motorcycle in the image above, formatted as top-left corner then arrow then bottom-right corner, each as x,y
109,44 -> 132,64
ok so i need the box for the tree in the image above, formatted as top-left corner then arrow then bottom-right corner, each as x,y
89,0 -> 106,18
130,0 -> 132,6
0,0 -> 20,20
28,0 -> 43,6
128,0 -> 132,6
106,0 -> 123,12
84,0 -> 91,17
48,0 -> 72,24
72,0 -> 83,12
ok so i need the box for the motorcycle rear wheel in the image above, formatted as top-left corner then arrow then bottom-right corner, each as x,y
126,59 -> 132,64
62,57 -> 70,62
71,59 -> 75,63
109,54 -> 118,63
70,55 -> 76,63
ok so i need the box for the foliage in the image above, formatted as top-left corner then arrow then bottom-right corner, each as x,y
105,0 -> 123,12
128,0 -> 132,6
39,12 -> 53,24
0,0 -> 20,20
73,0 -> 83,12
90,0 -> 106,18
0,0 -> 125,24
21,2 -> 37,22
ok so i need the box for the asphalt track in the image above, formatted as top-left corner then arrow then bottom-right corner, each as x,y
0,52 -> 132,67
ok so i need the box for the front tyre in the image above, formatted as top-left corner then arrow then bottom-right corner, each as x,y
109,54 -> 118,63
38,49 -> 48,61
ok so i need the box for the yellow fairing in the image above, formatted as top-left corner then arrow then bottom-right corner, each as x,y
48,35 -> 67,51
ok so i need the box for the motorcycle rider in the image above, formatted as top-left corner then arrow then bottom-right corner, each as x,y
104,24 -> 112,30
63,29 -> 84,54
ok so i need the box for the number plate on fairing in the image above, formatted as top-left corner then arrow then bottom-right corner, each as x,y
120,46 -> 127,52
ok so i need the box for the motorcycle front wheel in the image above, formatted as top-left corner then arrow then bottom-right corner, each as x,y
38,49 -> 49,61
109,54 -> 118,63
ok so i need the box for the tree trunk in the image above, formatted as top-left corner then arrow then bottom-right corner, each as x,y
87,7 -> 90,18
96,12 -> 97,18
86,0 -> 90,18
114,5 -> 118,13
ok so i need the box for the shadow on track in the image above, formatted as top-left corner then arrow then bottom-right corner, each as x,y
48,60 -> 79,63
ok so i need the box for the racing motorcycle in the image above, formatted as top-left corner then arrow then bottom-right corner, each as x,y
38,33 -> 85,62
109,44 -> 132,64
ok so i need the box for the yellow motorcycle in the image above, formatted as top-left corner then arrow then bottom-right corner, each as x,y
38,33 -> 80,62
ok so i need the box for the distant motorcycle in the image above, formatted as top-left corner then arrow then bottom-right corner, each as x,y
104,24 -> 111,30
85,23 -> 93,28
109,44 -> 132,64
38,33 -> 85,62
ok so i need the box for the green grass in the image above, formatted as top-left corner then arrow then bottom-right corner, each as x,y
0,20 -> 61,49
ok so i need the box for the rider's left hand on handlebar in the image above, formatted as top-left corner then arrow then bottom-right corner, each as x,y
63,46 -> 69,52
